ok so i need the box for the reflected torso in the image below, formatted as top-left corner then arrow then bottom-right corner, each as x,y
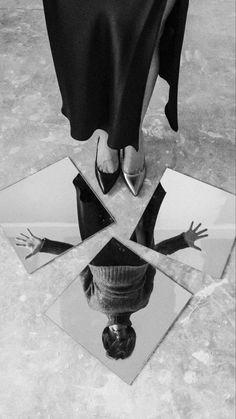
80,239 -> 156,316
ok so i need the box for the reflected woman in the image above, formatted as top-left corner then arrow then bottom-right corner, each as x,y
80,238 -> 156,360
15,181 -> 208,360
78,187 -> 208,360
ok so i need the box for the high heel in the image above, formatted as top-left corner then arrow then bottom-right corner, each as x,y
95,136 -> 120,194
121,149 -> 146,196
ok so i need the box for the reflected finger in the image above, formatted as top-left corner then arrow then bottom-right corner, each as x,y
27,228 -> 35,237
198,228 -> 208,234
15,242 -> 26,247
193,223 -> 202,231
20,233 -> 29,239
16,237 -> 27,242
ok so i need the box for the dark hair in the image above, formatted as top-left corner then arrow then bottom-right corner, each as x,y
102,326 -> 136,360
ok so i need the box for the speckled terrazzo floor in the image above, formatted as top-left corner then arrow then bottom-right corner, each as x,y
0,1 -> 235,418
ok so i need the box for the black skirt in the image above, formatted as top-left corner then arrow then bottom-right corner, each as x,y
42,0 -> 189,151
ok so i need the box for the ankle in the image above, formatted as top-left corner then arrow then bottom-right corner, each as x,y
97,137 -> 119,173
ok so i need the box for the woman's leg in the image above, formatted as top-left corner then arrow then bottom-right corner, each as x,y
123,0 -> 176,174
122,47 -> 159,174
96,0 -> 176,175
96,42 -> 158,175
96,128 -> 119,174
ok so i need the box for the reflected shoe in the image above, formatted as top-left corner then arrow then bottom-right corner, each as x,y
95,137 -> 120,194
121,150 -> 146,196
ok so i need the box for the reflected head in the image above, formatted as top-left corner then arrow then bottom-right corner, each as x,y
102,325 -> 136,360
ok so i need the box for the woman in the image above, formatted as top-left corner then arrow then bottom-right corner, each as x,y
42,0 -> 189,196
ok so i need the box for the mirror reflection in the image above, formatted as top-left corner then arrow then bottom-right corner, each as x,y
45,237 -> 192,384
130,168 -> 235,277
81,238 -> 156,360
0,158 -> 115,273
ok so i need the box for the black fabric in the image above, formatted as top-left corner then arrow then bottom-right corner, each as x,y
155,232 -> 188,254
131,182 -> 189,254
40,238 -> 72,255
91,237 -> 145,267
39,173 -> 113,255
42,0 -> 189,151
72,173 -> 114,239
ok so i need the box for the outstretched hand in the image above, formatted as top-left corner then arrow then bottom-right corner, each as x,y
183,222 -> 208,251
15,228 -> 43,259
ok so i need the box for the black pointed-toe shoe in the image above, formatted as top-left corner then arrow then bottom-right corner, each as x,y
95,137 -> 120,194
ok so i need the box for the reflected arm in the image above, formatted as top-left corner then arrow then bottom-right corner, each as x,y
39,238 -> 73,255
155,233 -> 189,255
15,228 -> 73,259
155,222 -> 209,254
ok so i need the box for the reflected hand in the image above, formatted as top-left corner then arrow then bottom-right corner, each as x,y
183,222 -> 208,251
15,228 -> 43,259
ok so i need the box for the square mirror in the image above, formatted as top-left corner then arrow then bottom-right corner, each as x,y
0,157 -> 115,273
45,237 -> 192,384
130,168 -> 235,278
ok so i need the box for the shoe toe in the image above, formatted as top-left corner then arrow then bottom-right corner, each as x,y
95,165 -> 120,194
123,168 -> 146,196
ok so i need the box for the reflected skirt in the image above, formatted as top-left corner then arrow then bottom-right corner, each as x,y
42,0 -> 189,150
